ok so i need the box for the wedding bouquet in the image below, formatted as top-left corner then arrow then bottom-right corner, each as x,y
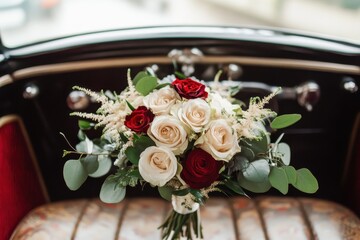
62,69 -> 318,240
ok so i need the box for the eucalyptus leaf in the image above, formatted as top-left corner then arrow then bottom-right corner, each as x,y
240,146 -> 255,161
77,130 -> 86,141
135,76 -> 158,96
133,71 -> 149,85
81,155 -> 99,174
89,156 -> 112,178
103,143 -> 117,152
237,173 -> 271,193
228,155 -> 248,174
76,137 -> 93,154
158,186 -> 174,201
269,167 -> 289,194
277,143 -> 291,165
241,133 -> 268,156
270,114 -> 302,129
63,160 -> 88,191
284,166 -> 297,185
100,177 -> 126,203
293,168 -> 319,194
243,159 -> 270,183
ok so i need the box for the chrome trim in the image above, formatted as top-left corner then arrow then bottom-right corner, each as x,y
8,26 -> 360,56
11,56 -> 360,81
0,74 -> 13,88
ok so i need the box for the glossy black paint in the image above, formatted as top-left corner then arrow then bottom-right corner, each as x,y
1,26 -> 360,71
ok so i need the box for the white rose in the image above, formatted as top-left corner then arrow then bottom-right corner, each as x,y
196,119 -> 241,161
148,116 -> 188,155
143,86 -> 179,115
209,92 -> 239,118
138,146 -> 177,187
178,99 -> 211,133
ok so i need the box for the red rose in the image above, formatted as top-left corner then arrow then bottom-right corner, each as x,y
124,106 -> 154,133
172,78 -> 208,99
181,149 -> 222,189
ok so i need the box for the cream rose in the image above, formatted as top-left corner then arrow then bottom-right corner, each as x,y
143,86 -> 179,115
148,116 -> 188,155
209,92 -> 239,118
138,146 -> 177,187
178,99 -> 211,133
195,119 -> 241,161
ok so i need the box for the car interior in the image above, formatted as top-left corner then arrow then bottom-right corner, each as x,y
0,2 -> 360,239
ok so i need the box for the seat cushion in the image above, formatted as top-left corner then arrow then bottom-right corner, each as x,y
11,197 -> 360,240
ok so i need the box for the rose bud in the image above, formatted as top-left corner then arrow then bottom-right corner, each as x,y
124,106 -> 154,133
172,78 -> 208,99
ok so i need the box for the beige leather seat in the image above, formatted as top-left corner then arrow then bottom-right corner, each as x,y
11,197 -> 360,240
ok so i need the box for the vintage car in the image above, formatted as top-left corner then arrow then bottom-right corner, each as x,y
0,6 -> 360,239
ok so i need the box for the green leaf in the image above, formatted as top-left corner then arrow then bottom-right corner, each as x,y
81,155 -> 99,174
158,186 -> 174,201
100,177 -> 126,203
175,71 -> 186,79
155,83 -> 171,90
237,173 -> 271,193
119,132 -> 129,143
77,130 -> 86,141
189,189 -> 204,204
126,100 -> 135,111
269,167 -> 289,194
128,169 -> 142,179
135,136 -> 156,150
173,188 -> 190,196
241,133 -> 269,156
284,166 -> 297,185
243,159 -> 270,183
133,71 -> 149,85
89,156 -> 112,178
78,120 -> 92,130
125,147 -> 140,165
135,76 -> 158,96
278,143 -> 291,165
224,179 -> 248,196
240,146 -> 255,161
293,168 -> 318,194
176,162 -> 183,176
76,137 -> 93,154
63,160 -> 88,191
125,136 -> 156,164
270,114 -> 302,129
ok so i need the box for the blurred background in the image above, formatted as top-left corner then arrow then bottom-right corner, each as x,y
0,0 -> 359,48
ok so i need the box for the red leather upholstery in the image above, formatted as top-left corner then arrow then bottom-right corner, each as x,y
0,116 -> 48,240
11,197 -> 360,240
